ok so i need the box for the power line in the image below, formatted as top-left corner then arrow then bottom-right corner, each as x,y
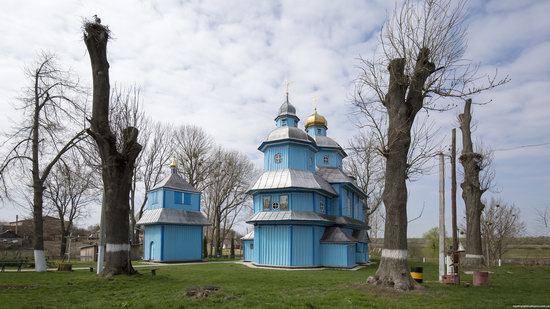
494,141 -> 550,152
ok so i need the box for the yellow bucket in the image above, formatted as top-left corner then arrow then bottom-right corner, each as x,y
410,267 -> 423,283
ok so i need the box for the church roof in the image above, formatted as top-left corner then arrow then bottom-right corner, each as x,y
137,208 -> 210,226
320,214 -> 370,230
261,126 -> 316,147
275,99 -> 299,121
246,211 -> 332,224
310,136 -> 347,157
248,168 -> 337,196
151,172 -> 199,192
241,230 -> 254,240
320,227 -> 357,243
316,167 -> 366,198
353,229 -> 370,243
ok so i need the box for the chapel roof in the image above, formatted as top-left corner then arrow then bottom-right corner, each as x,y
137,208 -> 210,226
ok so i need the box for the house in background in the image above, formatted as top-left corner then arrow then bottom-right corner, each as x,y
137,159 -> 210,262
245,92 -> 370,268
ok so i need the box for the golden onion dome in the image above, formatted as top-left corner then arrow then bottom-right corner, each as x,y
304,108 -> 327,129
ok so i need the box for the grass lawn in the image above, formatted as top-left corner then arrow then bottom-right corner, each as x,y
0,260 -> 548,308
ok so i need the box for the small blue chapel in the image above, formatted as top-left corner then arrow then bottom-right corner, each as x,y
243,92 -> 370,268
137,159 -> 210,262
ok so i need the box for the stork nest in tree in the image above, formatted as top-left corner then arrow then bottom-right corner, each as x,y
82,18 -> 111,42
459,152 -> 483,163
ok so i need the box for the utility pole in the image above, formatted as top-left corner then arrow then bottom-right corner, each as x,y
451,129 -> 458,251
438,152 -> 446,282
451,128 -> 459,283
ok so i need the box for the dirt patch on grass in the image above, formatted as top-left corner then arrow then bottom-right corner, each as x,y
185,286 -> 220,298
0,284 -> 35,290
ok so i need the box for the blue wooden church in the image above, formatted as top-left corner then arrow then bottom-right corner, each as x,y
137,160 -> 210,262
243,92 -> 370,268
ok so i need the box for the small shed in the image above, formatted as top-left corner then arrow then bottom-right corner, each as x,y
241,230 -> 254,262
80,244 -> 98,262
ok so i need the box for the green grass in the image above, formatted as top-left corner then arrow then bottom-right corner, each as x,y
1,260 -> 549,308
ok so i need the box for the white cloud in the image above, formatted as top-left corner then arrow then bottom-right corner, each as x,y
0,0 -> 548,237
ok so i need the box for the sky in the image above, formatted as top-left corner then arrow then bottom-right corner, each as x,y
0,0 -> 549,237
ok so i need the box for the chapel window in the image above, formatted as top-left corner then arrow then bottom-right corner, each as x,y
263,196 -> 271,210
279,195 -> 288,210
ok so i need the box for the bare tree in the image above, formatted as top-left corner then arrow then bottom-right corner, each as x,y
481,198 -> 525,265
83,19 -> 142,276
535,205 -> 549,236
130,121 -> 173,244
0,53 -> 86,271
44,150 -> 97,258
345,131 -> 385,236
203,148 -> 254,257
174,125 -> 215,191
355,0 -> 508,290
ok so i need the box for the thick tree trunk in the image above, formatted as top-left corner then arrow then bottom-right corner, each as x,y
84,20 -> 142,277
368,49 -> 434,290
459,99 -> 485,268
32,186 -> 47,272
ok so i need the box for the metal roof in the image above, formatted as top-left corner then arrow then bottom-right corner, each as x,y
320,214 -> 370,229
320,227 -> 357,243
151,173 -> 199,192
311,135 -> 345,152
316,167 -> 367,198
275,100 -> 299,120
137,208 -> 210,226
263,126 -> 316,145
248,168 -> 338,196
246,211 -> 332,224
353,229 -> 370,243
241,230 -> 255,240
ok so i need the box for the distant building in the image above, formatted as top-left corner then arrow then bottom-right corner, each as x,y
137,159 -> 210,262
79,244 -> 98,262
244,93 -> 370,268
7,215 -> 61,241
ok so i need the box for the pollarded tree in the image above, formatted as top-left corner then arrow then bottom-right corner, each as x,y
355,0 -> 508,290
83,19 -> 142,276
458,99 -> 496,267
0,53 -> 86,271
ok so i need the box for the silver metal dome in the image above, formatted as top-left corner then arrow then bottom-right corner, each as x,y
265,126 -> 315,144
275,98 -> 299,120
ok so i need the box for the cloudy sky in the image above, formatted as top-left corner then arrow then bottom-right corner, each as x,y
0,0 -> 549,237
